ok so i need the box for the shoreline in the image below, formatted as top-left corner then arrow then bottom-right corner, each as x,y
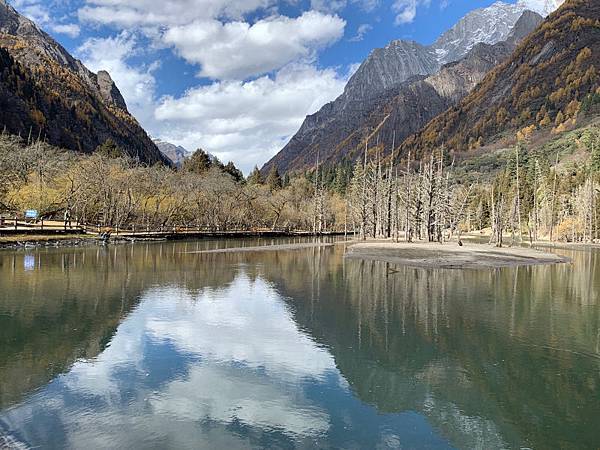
0,234 -> 97,250
345,242 -> 571,269
182,242 -> 341,254
530,241 -> 600,251
0,233 -> 592,264
0,231 -> 349,250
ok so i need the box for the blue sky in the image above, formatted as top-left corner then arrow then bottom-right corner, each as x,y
9,0 -> 554,172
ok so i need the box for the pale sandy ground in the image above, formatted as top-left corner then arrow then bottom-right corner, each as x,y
183,242 -> 338,254
345,242 -> 571,269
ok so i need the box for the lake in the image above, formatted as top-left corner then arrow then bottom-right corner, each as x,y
0,238 -> 599,449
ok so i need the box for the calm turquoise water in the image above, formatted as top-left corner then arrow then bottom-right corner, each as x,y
0,239 -> 599,449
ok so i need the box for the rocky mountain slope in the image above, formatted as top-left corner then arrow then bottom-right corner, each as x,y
263,2 -> 560,174
264,5 -> 545,174
152,138 -> 191,167
431,1 -> 532,64
0,0 -> 168,165
430,1 -> 563,62
398,0 -> 600,161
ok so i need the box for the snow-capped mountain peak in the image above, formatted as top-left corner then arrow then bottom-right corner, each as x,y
431,0 -> 563,64
432,2 -> 525,64
517,0 -> 564,17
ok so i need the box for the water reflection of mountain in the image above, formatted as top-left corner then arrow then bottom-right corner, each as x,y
256,246 -> 600,450
1,249 -> 137,408
1,241 -> 599,449
0,242 -> 244,409
0,245 -> 334,398
3,241 -> 451,449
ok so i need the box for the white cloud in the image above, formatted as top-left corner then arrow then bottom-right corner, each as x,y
11,0 -> 80,37
311,0 -> 380,13
163,11 -> 345,80
154,63 -> 348,172
11,0 -> 50,25
310,0 -> 347,13
4,275 -> 341,445
144,277 -> 337,378
355,0 -> 380,11
152,364 -> 330,437
73,26 -> 348,173
392,0 -> 430,25
346,62 -> 361,78
72,3 -> 351,170
64,276 -> 338,435
349,23 -> 372,42
50,23 -> 81,37
78,0 -> 276,27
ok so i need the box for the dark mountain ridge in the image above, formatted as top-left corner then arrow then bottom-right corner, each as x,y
0,0 -> 169,165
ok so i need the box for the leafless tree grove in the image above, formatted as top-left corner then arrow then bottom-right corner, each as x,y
1,126 -> 599,242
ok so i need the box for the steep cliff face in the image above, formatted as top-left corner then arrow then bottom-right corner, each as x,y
263,2 -> 553,174
431,1 -> 528,64
0,0 -> 168,164
344,41 -> 440,103
506,10 -> 548,45
426,42 -> 514,103
96,70 -> 128,111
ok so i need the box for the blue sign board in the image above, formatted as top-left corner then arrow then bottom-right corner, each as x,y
25,210 -> 38,219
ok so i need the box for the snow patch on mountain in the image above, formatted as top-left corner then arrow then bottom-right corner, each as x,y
517,0 -> 564,17
431,0 -> 563,64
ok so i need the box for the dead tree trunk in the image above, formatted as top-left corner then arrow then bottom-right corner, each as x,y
550,151 -> 559,242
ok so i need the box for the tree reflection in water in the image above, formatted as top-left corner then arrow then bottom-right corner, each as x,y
0,240 -> 598,449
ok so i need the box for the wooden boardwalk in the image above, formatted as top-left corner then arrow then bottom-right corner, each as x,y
0,220 -> 348,240
107,230 -> 347,241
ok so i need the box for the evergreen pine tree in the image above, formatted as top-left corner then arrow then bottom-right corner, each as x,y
184,148 -> 212,174
592,140 -> 600,172
266,166 -> 283,191
223,161 -> 244,182
247,166 -> 264,185
96,139 -> 124,159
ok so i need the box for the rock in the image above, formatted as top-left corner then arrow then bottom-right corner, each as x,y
96,70 -> 128,111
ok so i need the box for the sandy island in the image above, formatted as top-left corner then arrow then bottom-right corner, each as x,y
345,242 -> 571,269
